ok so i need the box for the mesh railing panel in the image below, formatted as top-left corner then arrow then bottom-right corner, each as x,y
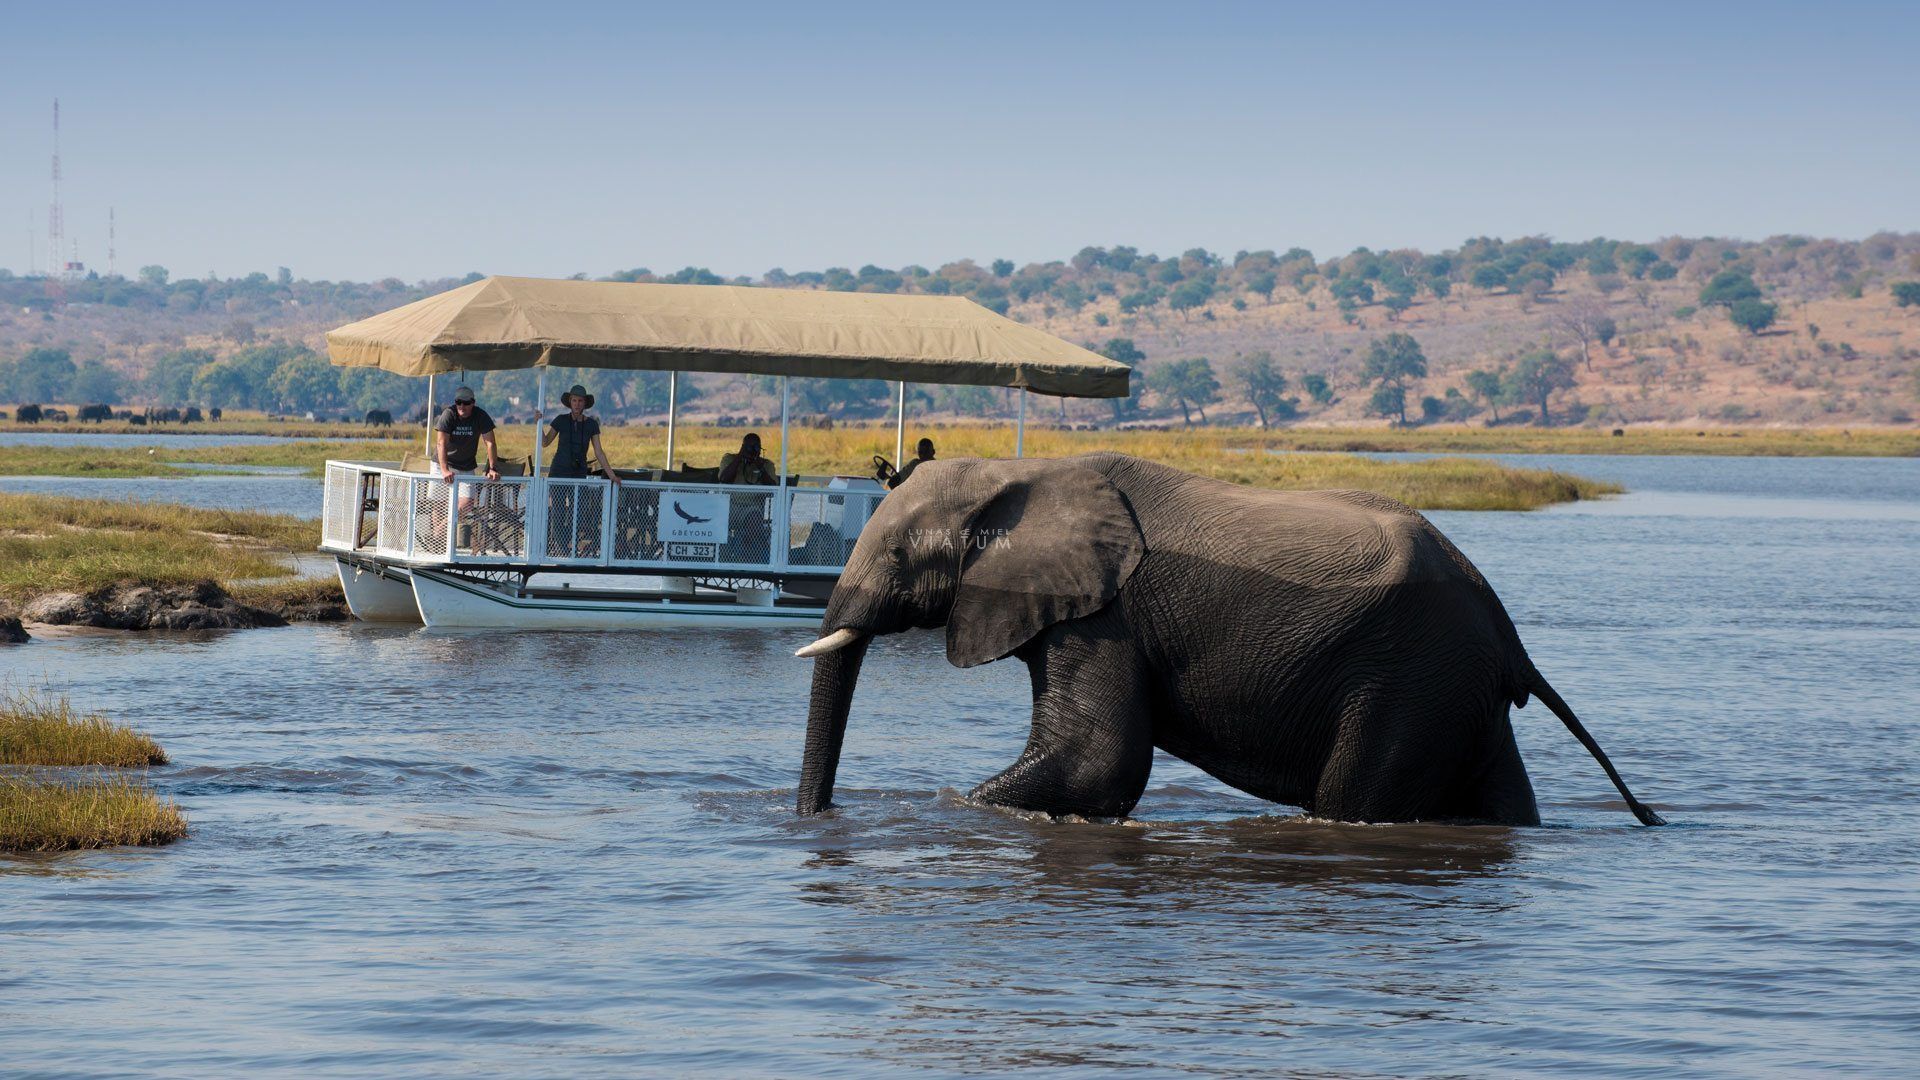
787,488 -> 882,568
322,465 -> 358,547
454,478 -> 529,560
544,481 -> 608,561
376,473 -> 411,554
410,478 -> 452,559
613,486 -> 662,562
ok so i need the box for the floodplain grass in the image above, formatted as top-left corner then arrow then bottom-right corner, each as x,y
3,424 -> 1613,509
0,688 -> 166,767
227,576 -> 347,611
0,492 -> 315,605
0,774 -> 188,852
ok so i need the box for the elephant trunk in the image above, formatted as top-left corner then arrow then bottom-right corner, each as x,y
797,635 -> 871,815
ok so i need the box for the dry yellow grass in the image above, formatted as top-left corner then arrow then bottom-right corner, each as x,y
0,688 -> 166,767
0,774 -> 187,852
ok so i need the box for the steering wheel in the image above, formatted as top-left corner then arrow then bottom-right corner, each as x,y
872,454 -> 895,479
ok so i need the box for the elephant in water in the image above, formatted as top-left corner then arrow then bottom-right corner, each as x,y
794,453 -> 1665,827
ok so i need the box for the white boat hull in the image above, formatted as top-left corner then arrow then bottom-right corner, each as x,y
335,558 -> 424,623
407,568 -> 825,629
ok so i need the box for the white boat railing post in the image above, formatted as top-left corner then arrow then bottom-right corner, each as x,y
776,375 -> 791,573
444,477 -> 457,561
1016,389 -> 1026,458
528,369 -> 548,563
665,370 -> 678,469
895,380 -> 906,467
600,480 -> 617,566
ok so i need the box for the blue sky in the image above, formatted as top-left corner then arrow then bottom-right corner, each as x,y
3,1 -> 1914,281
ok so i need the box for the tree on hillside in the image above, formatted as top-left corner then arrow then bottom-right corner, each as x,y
1699,268 -> 1761,307
138,265 -> 169,287
70,360 -> 123,405
1146,358 -> 1220,426
1229,351 -> 1292,428
268,352 -> 343,414
1891,281 -> 1920,309
3,348 -> 78,403
1360,332 -> 1427,424
1369,385 -> 1407,424
1551,295 -> 1616,371
1363,332 -> 1428,389
1301,372 -> 1334,406
1503,350 -> 1577,426
991,259 -> 1014,278
1245,270 -> 1277,304
1729,298 -> 1778,335
1470,264 -> 1509,292
1168,279 -> 1213,319
145,348 -> 214,404
1098,338 -> 1146,419
1464,368 -> 1508,423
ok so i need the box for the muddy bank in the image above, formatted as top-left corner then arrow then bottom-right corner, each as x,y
14,581 -> 346,632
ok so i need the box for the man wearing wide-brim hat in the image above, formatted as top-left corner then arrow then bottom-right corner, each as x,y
535,384 -> 620,484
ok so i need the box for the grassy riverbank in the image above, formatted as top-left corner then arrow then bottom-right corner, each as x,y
0,690 -> 185,853
0,492 -> 329,609
0,426 -> 1623,510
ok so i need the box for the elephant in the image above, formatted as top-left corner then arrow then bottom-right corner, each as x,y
794,452 -> 1665,827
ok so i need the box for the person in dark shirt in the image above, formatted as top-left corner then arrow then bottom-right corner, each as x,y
535,384 -> 620,484
719,433 -> 778,486
885,437 -> 936,489
433,386 -> 500,483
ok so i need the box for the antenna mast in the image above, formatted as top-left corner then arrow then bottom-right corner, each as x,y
50,100 -> 64,278
108,207 -> 116,277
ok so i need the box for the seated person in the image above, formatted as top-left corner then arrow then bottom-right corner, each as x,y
719,433 -> 778,486
879,437 -> 936,489
534,383 -> 621,484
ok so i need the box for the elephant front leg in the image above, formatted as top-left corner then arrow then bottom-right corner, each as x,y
969,615 -> 1155,819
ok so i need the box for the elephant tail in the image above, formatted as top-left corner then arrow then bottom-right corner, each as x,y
1523,670 -> 1668,826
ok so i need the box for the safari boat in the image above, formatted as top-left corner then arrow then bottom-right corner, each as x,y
318,276 -> 1128,628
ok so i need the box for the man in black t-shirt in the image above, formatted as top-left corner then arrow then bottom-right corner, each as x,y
433,386 -> 500,483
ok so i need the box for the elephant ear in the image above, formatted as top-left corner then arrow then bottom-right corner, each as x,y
946,460 -> 1145,668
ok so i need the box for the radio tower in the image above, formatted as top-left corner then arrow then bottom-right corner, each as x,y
48,100 -> 65,294
108,207 -> 116,277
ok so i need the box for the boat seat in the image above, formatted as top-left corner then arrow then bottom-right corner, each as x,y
666,464 -> 722,483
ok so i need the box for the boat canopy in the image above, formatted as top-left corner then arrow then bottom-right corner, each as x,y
325,276 -> 1130,398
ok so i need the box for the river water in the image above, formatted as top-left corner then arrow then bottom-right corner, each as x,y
3,453 -> 1918,1075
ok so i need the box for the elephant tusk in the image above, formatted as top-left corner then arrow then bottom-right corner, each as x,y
795,627 -> 863,658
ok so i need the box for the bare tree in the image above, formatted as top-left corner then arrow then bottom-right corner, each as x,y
1551,295 -> 1616,372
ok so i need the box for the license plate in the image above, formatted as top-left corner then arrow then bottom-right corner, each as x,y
667,542 -> 717,559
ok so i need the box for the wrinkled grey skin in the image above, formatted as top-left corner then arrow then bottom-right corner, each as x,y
798,453 -> 1665,826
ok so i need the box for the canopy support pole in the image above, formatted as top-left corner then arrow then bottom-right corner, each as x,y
666,371 -> 679,468
1016,390 -> 1026,458
423,375 -> 435,455
529,369 -> 547,562
894,381 -> 906,467
778,376 -> 791,480
533,370 -> 546,483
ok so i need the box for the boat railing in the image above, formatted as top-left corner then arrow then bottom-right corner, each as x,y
321,460 -> 885,576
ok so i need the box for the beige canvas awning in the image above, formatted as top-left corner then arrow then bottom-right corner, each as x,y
326,276 -> 1131,398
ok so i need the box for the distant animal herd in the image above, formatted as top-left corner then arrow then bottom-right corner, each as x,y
1,404 -> 217,425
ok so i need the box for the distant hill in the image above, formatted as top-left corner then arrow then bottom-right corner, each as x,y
2,233 -> 1916,427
